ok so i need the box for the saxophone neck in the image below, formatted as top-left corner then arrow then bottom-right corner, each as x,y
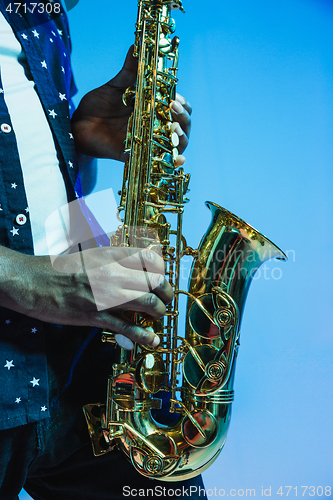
121,0 -> 185,241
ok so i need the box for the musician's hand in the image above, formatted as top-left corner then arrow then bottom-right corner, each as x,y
0,246 -> 173,347
71,47 -> 192,165
171,93 -> 192,166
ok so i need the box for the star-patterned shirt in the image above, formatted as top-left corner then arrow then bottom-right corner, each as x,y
0,0 -> 85,430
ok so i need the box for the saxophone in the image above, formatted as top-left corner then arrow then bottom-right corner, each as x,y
83,0 -> 286,481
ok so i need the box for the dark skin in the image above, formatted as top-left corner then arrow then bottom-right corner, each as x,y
0,48 -> 192,347
71,47 -> 192,162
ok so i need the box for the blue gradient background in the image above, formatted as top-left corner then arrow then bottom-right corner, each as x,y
20,0 -> 332,498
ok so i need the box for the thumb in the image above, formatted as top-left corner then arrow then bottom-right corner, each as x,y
107,45 -> 138,89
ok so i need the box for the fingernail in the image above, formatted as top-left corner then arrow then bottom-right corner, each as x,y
171,101 -> 183,114
176,93 -> 186,105
171,122 -> 184,136
151,335 -> 160,347
174,155 -> 186,167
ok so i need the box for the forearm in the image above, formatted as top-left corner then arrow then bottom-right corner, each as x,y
0,245 -> 168,347
0,245 -> 43,316
0,245 -> 74,320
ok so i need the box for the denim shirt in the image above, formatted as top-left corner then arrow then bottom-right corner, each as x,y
0,0 -> 84,430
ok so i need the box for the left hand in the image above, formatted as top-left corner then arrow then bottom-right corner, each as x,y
71,47 -> 192,165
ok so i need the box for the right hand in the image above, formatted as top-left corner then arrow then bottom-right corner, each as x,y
0,246 -> 173,347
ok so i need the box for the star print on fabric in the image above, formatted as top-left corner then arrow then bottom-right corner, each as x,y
0,0 -> 77,429
30,377 -> 40,387
68,161 -> 73,168
4,360 -> 14,370
69,133 -> 73,139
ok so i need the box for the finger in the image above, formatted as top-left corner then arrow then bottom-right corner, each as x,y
170,121 -> 188,155
119,290 -> 168,319
121,248 -> 165,275
96,313 -> 160,347
117,270 -> 174,305
123,45 -> 138,74
170,104 -> 191,155
146,274 -> 174,304
107,45 -> 138,89
86,268 -> 172,313
98,247 -> 165,275
176,93 -> 192,116
170,100 -> 191,139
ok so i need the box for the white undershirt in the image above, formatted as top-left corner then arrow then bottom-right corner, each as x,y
0,12 -> 69,256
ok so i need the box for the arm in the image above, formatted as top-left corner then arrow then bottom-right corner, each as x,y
0,245 -> 172,347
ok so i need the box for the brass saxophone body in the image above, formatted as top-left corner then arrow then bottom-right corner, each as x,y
83,0 -> 286,481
